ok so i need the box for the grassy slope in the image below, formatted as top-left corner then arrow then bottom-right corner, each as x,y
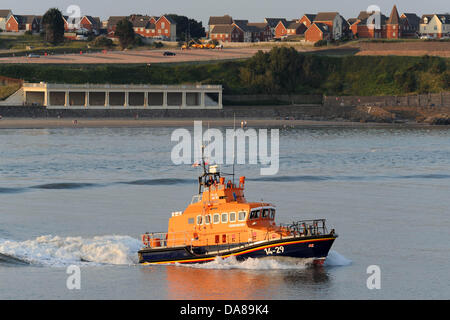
0,48 -> 448,96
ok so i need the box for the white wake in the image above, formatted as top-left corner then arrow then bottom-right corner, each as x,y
0,235 -> 141,267
180,251 -> 351,270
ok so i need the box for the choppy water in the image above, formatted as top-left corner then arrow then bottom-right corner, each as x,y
0,126 -> 449,299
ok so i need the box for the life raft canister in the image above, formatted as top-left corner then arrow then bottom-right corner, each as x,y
142,234 -> 150,246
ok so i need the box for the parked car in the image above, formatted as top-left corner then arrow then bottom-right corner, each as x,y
76,35 -> 88,41
163,51 -> 176,56
27,53 -> 40,58
420,35 -> 432,40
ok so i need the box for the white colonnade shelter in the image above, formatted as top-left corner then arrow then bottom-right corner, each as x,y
22,83 -> 223,109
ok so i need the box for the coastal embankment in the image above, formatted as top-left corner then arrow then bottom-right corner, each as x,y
1,91 -> 450,127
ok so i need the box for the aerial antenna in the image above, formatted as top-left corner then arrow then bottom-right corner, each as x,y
232,113 -> 236,186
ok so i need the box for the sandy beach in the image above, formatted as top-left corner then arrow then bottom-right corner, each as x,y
0,118 -> 422,129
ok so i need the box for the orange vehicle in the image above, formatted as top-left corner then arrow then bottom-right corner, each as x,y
138,153 -> 337,265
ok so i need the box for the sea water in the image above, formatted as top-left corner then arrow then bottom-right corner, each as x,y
0,126 -> 449,299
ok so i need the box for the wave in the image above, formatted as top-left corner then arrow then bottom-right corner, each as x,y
0,187 -> 26,194
0,253 -> 30,266
119,178 -> 192,186
30,183 -> 99,190
1,173 -> 448,195
0,235 -> 141,267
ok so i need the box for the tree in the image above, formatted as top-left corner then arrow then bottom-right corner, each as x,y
115,19 -> 135,50
165,14 -> 206,41
42,8 -> 65,45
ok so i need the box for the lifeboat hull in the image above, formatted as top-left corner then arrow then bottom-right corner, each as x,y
138,235 -> 337,265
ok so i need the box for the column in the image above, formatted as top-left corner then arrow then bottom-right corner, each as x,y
105,91 -> 109,107
44,90 -> 48,107
85,91 -> 89,107
218,90 -> 223,108
144,92 -> 148,107
124,92 -> 128,107
65,91 -> 69,107
163,91 -> 168,108
182,91 -> 186,109
201,92 -> 205,108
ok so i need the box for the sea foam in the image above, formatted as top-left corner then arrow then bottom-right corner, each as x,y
0,235 -> 141,267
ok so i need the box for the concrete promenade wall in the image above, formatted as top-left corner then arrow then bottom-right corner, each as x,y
0,104 -> 323,119
324,92 -> 450,108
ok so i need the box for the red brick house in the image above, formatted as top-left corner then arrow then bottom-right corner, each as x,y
210,24 -> 240,42
304,22 -> 331,42
298,14 -> 316,28
5,15 -> 40,32
350,5 -> 405,39
349,11 -> 387,38
385,5 -> 401,39
154,15 -> 176,41
79,15 -> 101,34
264,18 -> 287,37
274,20 -> 289,38
107,15 -> 176,41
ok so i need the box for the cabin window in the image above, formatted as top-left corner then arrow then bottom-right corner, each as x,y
270,209 -> 275,219
229,212 -> 236,222
188,218 -> 194,224
238,211 -> 247,221
262,209 -> 269,218
250,210 -> 260,219
221,213 -> 228,223
196,215 -> 203,225
213,214 -> 220,224
205,215 -> 211,225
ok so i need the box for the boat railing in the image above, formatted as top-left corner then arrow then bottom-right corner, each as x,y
142,231 -> 192,248
279,219 -> 329,237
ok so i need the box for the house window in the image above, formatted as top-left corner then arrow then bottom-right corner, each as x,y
158,29 -> 161,34
165,29 -> 168,34
161,22 -> 165,29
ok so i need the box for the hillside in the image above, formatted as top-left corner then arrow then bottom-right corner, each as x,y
0,47 -> 448,96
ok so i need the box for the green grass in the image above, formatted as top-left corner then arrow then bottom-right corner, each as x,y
0,47 -> 448,96
0,83 -> 21,100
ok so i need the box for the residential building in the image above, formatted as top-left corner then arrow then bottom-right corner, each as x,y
286,21 -> 307,36
80,15 -> 101,34
5,14 -> 40,32
274,20 -> 290,38
420,14 -> 450,38
264,18 -> 287,37
107,15 -> 177,41
305,22 -> 331,42
298,14 -> 316,28
0,9 -> 12,31
400,13 -> 421,36
350,10 -> 388,38
313,12 -> 347,40
209,24 -> 240,42
385,5 -> 401,39
208,15 -> 233,33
